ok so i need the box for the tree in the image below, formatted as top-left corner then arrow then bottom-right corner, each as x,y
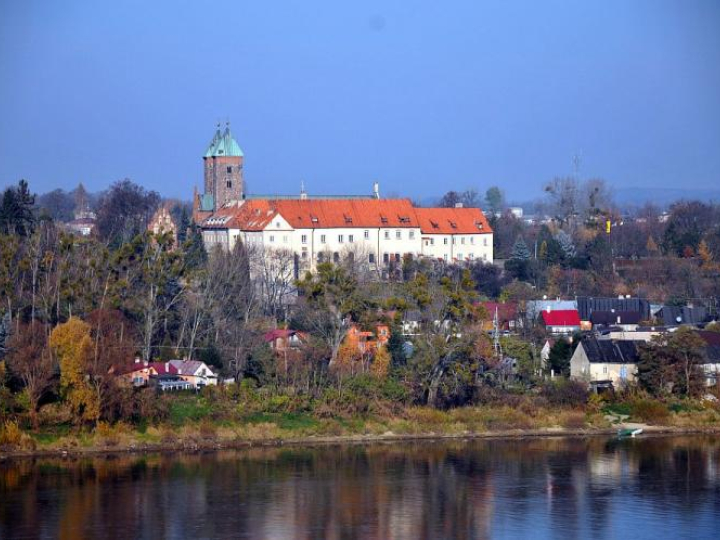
371,346 -> 391,378
50,317 -> 98,424
461,189 -> 481,208
544,177 -> 579,227
0,179 -> 36,236
96,179 -> 160,246
36,189 -> 75,222
485,186 -> 504,215
5,323 -> 56,427
295,262 -> 366,367
637,328 -> 706,396
510,236 -> 531,261
555,230 -> 576,260
438,191 -> 461,208
548,339 -> 572,377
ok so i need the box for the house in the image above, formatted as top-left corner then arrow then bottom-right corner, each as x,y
698,331 -> 720,387
576,296 -> 651,322
116,359 -> 215,390
402,310 -> 422,336
148,204 -> 179,248
343,323 -> 391,356
479,301 -> 519,333
540,338 -> 555,369
526,299 -> 577,321
167,360 -> 218,388
656,306 -> 709,327
589,310 -> 642,332
264,329 -> 308,353
539,309 -> 581,335
570,336 -> 641,391
199,198 -> 494,270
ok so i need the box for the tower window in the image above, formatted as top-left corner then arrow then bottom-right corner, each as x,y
227,166 -> 232,173
226,179 -> 232,188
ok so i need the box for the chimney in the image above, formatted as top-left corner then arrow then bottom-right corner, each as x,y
617,316 -> 621,325
134,356 -> 141,364
165,362 -> 169,372
373,181 -> 380,199
300,180 -> 308,200
455,202 -> 464,208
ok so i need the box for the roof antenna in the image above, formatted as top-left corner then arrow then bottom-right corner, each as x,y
300,180 -> 308,200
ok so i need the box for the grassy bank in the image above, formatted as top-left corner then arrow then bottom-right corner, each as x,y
3,394 -> 720,458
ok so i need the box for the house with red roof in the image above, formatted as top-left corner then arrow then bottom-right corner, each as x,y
198,197 -> 493,270
539,308 -> 581,335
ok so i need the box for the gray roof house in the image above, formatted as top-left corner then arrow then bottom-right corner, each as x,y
570,336 -> 641,390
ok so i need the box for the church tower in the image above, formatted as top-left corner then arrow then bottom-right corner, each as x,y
202,122 -> 244,212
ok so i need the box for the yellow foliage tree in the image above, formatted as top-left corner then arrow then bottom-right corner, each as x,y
646,236 -> 659,255
49,317 -> 99,424
371,346 -> 391,378
698,240 -> 714,269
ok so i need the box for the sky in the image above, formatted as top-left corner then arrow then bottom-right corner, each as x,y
1,0 -> 719,202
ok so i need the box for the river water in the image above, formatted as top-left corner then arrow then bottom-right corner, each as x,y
1,436 -> 719,539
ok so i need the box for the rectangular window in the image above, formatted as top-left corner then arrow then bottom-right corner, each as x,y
348,235 -> 354,243
469,253 -> 475,260
226,179 -> 232,188
383,253 -> 389,263
483,238 -> 488,246
301,234 -> 307,244
443,254 -> 448,261
269,235 -> 274,243
470,237 -> 475,244
458,253 -> 463,260
395,230 -> 401,240
461,237 -> 465,245
301,250 -> 307,259
283,235 -> 288,243
384,231 -> 390,240
444,238 -> 448,245
364,230 -> 370,240
226,166 -> 232,173
430,238 -> 435,246
338,234 -> 344,243
409,230 -> 415,239
369,253 -> 375,263
320,235 -> 326,244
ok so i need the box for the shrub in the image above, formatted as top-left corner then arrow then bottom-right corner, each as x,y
630,399 -> 669,424
540,380 -> 588,407
562,411 -> 587,429
0,420 -> 23,447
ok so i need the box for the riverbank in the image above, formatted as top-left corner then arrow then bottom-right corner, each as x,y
3,403 -> 720,460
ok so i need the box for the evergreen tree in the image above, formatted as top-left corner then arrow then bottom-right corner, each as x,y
555,230 -> 576,259
510,235 -> 531,260
548,339 -> 572,377
0,179 -> 35,236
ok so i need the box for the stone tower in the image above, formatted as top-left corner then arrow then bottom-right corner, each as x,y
202,123 -> 244,211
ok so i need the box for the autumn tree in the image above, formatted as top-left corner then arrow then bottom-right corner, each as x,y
50,317 -> 98,424
295,262 -> 368,367
96,179 -> 160,246
5,323 -> 56,427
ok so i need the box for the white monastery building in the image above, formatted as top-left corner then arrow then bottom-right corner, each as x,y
193,124 -> 493,270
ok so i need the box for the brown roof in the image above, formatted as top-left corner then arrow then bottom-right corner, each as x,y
415,207 -> 492,235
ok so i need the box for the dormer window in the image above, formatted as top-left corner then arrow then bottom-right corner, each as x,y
311,215 -> 319,223
344,214 -> 353,224
380,215 -> 388,224
430,220 -> 439,229
449,221 -> 457,229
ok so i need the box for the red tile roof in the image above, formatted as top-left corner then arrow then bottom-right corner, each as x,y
202,199 -> 493,234
541,310 -> 581,326
480,301 -> 518,321
415,207 -> 492,235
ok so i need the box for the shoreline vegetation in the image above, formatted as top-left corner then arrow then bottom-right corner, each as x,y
3,394 -> 719,460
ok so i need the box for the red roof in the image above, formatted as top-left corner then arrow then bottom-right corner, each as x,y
202,199 -> 494,234
541,310 -> 581,326
148,362 -> 178,375
204,199 -> 420,230
480,301 -> 518,321
415,207 -> 492,235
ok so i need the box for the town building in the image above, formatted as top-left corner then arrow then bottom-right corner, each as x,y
192,125 -> 494,269
570,336 -> 641,391
539,308 -> 581,335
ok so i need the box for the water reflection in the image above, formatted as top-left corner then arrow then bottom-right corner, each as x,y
1,436 -> 719,539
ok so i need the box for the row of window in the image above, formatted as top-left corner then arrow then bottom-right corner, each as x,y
424,237 -> 488,246
302,251 -> 488,263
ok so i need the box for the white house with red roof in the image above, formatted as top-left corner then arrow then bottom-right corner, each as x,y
539,308 -> 582,335
199,198 -> 493,269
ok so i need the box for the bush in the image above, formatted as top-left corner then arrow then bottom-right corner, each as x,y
630,399 -> 670,424
0,420 -> 22,447
540,380 -> 588,407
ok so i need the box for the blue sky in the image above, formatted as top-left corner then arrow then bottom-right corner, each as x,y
1,0 -> 719,201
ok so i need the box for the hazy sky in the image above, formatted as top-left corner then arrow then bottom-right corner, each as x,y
1,0 -> 719,202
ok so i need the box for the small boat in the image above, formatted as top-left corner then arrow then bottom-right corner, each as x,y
617,428 -> 643,438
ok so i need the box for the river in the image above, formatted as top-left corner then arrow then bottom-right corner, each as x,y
1,435 -> 719,539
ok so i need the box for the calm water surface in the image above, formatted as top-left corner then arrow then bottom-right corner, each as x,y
1,436 -> 719,539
